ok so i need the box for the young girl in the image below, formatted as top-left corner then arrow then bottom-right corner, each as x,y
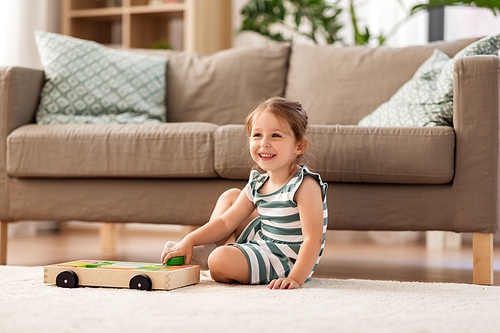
161,97 -> 328,289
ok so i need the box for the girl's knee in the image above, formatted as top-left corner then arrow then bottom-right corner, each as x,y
208,246 -> 249,284
219,188 -> 241,204
208,247 -> 229,282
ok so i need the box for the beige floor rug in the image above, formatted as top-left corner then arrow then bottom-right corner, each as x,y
1,266 -> 499,333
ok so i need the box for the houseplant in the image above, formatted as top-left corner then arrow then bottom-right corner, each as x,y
239,0 -> 344,45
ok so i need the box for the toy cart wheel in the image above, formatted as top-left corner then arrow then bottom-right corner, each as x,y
129,274 -> 152,291
56,270 -> 79,288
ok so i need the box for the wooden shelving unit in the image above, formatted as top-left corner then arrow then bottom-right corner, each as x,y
61,0 -> 232,54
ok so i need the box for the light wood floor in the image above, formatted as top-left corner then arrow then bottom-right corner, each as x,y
5,224 -> 500,285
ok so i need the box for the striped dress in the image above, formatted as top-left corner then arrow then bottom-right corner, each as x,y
230,165 -> 328,284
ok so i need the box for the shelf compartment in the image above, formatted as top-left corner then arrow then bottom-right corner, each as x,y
128,11 -> 184,49
70,0 -> 122,10
69,17 -> 122,45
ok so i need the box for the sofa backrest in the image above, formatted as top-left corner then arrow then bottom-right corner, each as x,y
285,38 -> 479,125
163,44 -> 291,125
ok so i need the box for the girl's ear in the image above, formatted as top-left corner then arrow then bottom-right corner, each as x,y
295,139 -> 307,155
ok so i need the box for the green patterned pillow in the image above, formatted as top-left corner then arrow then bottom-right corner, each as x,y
358,33 -> 500,127
34,31 -> 167,124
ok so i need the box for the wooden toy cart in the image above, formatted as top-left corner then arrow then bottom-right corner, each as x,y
44,260 -> 200,291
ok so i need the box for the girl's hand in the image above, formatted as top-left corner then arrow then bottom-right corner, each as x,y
269,277 -> 301,290
161,238 -> 194,265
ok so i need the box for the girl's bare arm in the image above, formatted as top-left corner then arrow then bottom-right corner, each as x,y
269,176 -> 324,289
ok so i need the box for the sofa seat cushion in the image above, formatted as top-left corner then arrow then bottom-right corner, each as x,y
214,125 -> 455,184
7,123 -> 219,178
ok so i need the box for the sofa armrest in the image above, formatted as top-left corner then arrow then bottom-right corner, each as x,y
0,67 -> 44,132
0,67 -> 44,219
452,55 -> 500,233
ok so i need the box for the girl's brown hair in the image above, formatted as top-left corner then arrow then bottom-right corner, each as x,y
245,97 -> 311,166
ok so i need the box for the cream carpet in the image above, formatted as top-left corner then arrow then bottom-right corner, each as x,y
1,266 -> 499,333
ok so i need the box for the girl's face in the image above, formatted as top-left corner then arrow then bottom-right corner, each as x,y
249,111 -> 304,175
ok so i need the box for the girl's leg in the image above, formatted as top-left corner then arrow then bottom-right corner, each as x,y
206,188 -> 257,283
208,246 -> 250,284
210,188 -> 258,246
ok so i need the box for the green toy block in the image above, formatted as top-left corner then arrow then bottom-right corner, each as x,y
166,256 -> 184,266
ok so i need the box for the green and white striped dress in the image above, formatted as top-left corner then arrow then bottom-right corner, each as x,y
231,165 -> 328,284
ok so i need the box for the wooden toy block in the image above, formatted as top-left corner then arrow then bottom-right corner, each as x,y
44,260 -> 200,291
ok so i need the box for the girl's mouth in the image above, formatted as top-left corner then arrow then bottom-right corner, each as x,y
259,153 -> 276,161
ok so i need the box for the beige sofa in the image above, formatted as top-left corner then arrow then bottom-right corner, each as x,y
0,38 -> 497,285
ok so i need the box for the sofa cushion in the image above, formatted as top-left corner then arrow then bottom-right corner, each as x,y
358,33 -> 500,127
166,44 -> 290,125
214,125 -> 455,184
285,38 -> 479,125
214,125 -> 253,179
34,31 -> 167,125
7,123 -> 218,178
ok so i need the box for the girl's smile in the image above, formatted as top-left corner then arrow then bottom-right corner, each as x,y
258,153 -> 276,161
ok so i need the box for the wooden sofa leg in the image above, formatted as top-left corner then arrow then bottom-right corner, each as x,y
0,221 -> 7,265
472,233 -> 494,285
100,223 -> 118,260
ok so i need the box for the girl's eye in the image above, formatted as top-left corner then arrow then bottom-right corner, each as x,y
272,133 -> 281,138
253,133 -> 261,137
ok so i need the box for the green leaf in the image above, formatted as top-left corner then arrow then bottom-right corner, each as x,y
295,8 -> 303,26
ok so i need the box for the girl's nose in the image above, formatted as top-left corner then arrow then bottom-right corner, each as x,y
260,138 -> 270,147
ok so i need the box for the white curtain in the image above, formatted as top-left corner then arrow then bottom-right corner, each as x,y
0,0 -> 60,69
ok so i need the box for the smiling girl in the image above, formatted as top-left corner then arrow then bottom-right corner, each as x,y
161,97 -> 328,289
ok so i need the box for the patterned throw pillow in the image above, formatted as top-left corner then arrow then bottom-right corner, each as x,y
35,31 -> 167,124
358,33 -> 500,127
